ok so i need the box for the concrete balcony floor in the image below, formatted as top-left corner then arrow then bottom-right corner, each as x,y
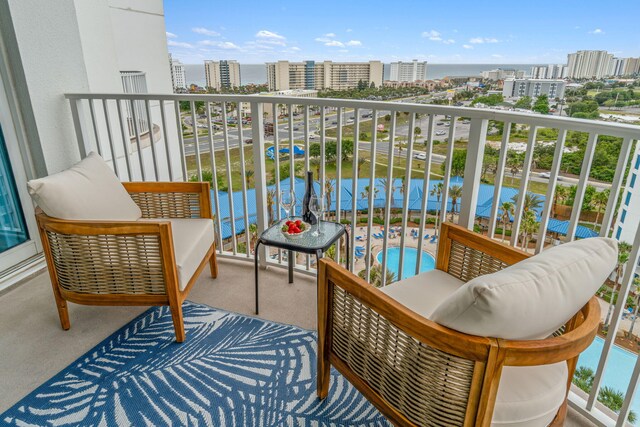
0,258 -> 595,426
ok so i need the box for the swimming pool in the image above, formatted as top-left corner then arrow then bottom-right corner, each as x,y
377,247 -> 435,281
577,336 -> 639,423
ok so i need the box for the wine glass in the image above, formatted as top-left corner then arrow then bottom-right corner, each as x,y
309,195 -> 323,236
280,190 -> 295,221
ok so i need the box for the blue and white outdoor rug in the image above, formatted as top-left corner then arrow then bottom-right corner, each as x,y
2,302 -> 391,426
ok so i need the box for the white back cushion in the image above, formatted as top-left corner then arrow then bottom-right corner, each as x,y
430,237 -> 617,340
27,152 -> 141,221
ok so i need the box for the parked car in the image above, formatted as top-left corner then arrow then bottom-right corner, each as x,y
413,152 -> 427,160
539,172 -> 550,178
244,138 -> 253,144
435,130 -> 446,136
436,122 -> 445,126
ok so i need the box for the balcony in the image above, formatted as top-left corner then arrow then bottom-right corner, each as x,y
2,91 -> 640,426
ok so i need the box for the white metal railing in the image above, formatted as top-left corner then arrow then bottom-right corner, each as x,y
65,92 -> 640,425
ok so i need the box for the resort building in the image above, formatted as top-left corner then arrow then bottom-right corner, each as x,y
614,143 -> 640,275
567,50 -> 615,79
480,68 -> 525,81
502,78 -> 566,99
530,64 -> 568,79
168,54 -> 186,91
265,60 -> 383,91
388,60 -> 428,82
204,60 -> 241,90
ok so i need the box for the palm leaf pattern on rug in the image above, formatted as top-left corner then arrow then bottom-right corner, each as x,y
2,302 -> 391,426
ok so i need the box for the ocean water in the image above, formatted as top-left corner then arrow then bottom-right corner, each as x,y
183,63 -> 541,88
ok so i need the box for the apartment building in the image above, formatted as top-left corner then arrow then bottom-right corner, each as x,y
567,50 -> 615,79
530,64 -> 568,79
168,55 -> 186,90
388,60 -> 428,82
266,60 -> 383,91
502,78 -> 566,99
204,60 -> 241,90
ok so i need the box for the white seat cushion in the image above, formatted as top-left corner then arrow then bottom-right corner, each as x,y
492,363 -> 568,427
27,152 -> 141,221
142,218 -> 214,290
380,269 -> 465,317
430,237 -> 618,340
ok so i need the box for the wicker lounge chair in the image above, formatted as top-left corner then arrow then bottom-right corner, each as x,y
30,154 -> 217,343
317,222 -> 614,426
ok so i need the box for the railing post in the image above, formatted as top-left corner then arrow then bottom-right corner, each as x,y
69,98 -> 92,158
250,102 -> 268,268
458,118 -> 488,229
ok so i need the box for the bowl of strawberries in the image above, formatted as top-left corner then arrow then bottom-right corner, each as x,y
281,219 -> 309,239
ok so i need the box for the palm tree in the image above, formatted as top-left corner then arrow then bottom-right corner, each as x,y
361,185 -> 379,201
430,183 -> 443,236
324,180 -> 335,220
499,201 -> 515,241
379,178 -> 396,209
604,241 -> 633,328
248,223 -> 258,253
245,170 -> 254,187
572,366 -> 595,393
266,189 -> 276,226
511,192 -> 543,213
626,277 -> 640,338
552,186 -> 569,217
520,210 -> 538,250
598,386 -> 637,423
358,265 -> 396,288
449,185 -> 463,222
589,189 -> 609,230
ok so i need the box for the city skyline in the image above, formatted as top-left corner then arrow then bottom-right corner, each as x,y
164,0 -> 640,64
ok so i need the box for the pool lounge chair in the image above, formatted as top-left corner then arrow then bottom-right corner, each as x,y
430,235 -> 438,243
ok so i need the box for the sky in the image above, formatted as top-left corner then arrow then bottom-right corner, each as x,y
164,0 -> 640,64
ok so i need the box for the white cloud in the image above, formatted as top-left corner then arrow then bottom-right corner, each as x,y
589,28 -> 604,34
324,32 -> 336,37
422,30 -> 442,41
325,40 -> 345,47
199,40 -> 239,49
290,46 -> 301,51
346,28 -> 353,33
462,44 -> 473,49
167,40 -> 194,49
443,39 -> 455,44
166,32 -> 177,39
346,40 -> 362,46
469,37 -> 499,44
315,37 -> 331,42
192,27 -> 220,37
256,30 -> 286,45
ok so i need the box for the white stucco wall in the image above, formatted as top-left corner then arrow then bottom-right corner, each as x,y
6,0 -> 91,174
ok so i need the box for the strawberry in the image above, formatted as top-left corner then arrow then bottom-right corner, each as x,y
295,220 -> 301,226
286,220 -> 291,226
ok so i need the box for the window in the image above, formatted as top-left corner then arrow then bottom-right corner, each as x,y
625,191 -> 632,206
621,209 -> 627,223
635,154 -> 640,170
616,226 -> 622,239
631,173 -> 637,189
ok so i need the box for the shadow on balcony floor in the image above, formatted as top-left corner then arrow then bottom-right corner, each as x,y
0,258 -> 595,425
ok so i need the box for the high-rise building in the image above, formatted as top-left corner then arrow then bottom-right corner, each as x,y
266,60 -> 383,91
622,57 -> 640,76
566,50 -> 614,79
531,65 -> 567,79
613,143 -> 640,277
389,60 -> 428,82
204,60 -> 241,90
502,78 -> 565,99
168,55 -> 186,91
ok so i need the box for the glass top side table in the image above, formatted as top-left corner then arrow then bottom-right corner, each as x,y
254,217 -> 349,314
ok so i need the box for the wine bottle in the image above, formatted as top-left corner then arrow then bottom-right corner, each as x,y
302,171 -> 317,225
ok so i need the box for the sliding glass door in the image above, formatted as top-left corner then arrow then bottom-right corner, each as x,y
0,124 -> 28,253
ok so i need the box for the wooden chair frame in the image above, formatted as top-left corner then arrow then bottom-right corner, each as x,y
317,222 -> 600,427
36,182 -> 218,342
